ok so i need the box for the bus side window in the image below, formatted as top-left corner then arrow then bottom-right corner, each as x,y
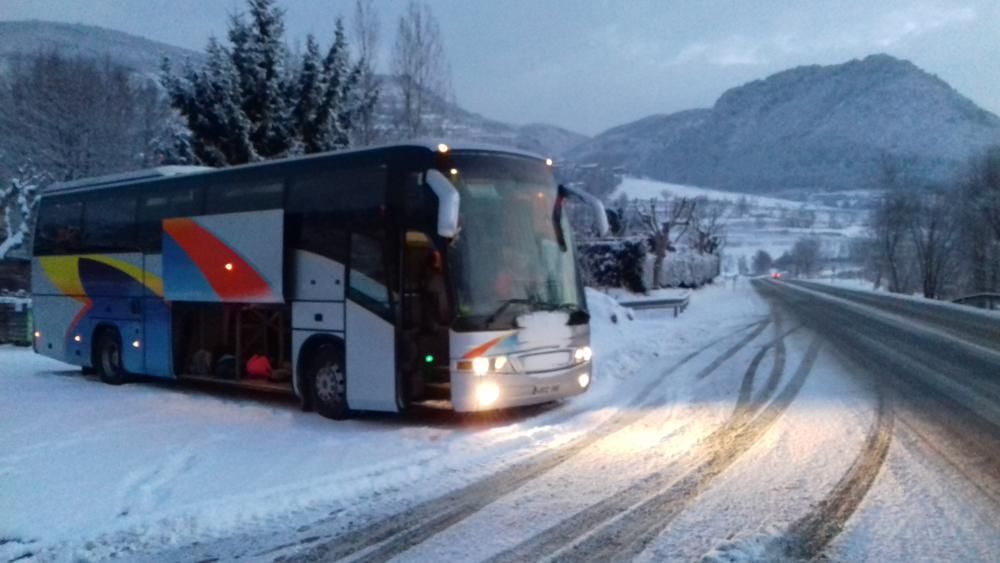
35,200 -> 83,255
82,196 -> 136,253
206,179 -> 284,214
137,187 -> 203,252
349,233 -> 390,312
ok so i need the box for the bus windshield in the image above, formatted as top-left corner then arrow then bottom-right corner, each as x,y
446,153 -> 586,330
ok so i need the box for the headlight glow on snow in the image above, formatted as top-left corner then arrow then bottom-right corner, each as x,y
472,356 -> 490,376
476,381 -> 500,407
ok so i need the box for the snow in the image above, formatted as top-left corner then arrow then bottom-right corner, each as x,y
611,177 -> 812,210
3,280 -> 997,562
0,285 -> 753,561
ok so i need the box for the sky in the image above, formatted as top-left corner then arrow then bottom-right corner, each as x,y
2,0 -> 998,136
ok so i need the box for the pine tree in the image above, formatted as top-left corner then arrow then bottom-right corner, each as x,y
314,20 -> 356,152
226,0 -> 286,157
293,35 -> 325,153
162,0 -> 377,165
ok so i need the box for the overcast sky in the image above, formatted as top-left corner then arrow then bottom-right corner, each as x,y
2,0 -> 998,135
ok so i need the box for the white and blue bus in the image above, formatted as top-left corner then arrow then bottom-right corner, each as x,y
31,142 -> 607,419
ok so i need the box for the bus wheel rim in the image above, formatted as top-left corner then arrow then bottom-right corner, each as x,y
315,363 -> 343,404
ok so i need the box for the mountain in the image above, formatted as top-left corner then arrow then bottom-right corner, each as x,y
0,20 -> 205,75
568,54 -> 1000,193
0,20 -> 587,158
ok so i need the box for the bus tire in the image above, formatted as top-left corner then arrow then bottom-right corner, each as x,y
95,329 -> 128,385
307,343 -> 350,420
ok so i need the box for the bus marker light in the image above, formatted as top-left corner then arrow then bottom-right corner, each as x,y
132,340 -> 141,349
450,168 -> 458,175
74,335 -> 82,343
34,331 -> 41,339
472,356 -> 490,376
578,373 -> 591,388
437,143 -> 449,153
225,263 -> 234,271
424,354 -> 434,364
546,158 -> 553,166
476,381 -> 500,407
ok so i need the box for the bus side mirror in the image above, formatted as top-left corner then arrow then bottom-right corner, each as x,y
558,184 -> 610,237
425,170 -> 460,238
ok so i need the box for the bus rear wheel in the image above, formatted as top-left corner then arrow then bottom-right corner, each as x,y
95,329 -> 128,385
308,344 -> 350,420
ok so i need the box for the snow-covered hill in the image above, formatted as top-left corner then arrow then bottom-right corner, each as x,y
569,54 -> 1000,194
0,20 -> 588,158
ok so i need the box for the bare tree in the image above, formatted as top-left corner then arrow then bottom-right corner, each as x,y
959,147 -> 1000,293
352,0 -> 382,146
871,158 -> 920,293
391,0 -> 451,138
0,51 -> 176,181
690,199 -> 728,255
908,188 -> 959,298
636,195 -> 695,288
789,237 -> 823,278
751,250 -> 773,276
0,166 -> 45,259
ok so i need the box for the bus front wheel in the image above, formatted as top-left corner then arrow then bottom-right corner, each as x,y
307,344 -> 350,420
95,329 -> 128,385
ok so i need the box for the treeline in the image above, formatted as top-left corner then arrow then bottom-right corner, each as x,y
864,148 -> 1000,299
0,0 -> 452,258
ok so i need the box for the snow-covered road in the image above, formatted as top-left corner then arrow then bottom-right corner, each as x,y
2,279 -> 998,562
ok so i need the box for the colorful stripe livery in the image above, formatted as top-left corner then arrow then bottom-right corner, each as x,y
162,210 -> 283,303
461,331 -> 517,359
36,254 -> 171,376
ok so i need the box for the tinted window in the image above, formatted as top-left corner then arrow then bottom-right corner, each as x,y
82,196 -> 136,253
206,179 -> 284,214
137,186 -> 203,251
294,215 -> 349,263
349,232 -> 389,311
34,199 -> 83,255
288,167 -> 387,214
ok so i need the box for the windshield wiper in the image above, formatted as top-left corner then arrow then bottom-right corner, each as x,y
485,298 -> 535,327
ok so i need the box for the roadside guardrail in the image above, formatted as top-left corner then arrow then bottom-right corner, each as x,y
616,294 -> 691,317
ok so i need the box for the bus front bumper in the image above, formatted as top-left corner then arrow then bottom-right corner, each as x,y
450,363 -> 592,413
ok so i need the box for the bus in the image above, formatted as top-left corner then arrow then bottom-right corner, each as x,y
30,142 -> 608,419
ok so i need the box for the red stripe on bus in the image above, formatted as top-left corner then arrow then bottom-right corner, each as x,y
163,218 -> 273,301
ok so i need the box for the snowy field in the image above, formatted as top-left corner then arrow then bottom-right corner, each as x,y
611,176 -> 870,271
4,280 -> 998,562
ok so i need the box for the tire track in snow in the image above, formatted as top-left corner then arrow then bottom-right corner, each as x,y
484,330 -> 816,563
277,320 -> 771,563
768,389 -> 893,561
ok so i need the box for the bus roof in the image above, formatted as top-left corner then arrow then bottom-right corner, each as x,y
44,141 -> 547,197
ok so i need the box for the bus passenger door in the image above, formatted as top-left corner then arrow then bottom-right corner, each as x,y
344,232 -> 399,412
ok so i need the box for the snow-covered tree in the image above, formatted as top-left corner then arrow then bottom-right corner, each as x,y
163,0 -> 374,165
0,51 -> 177,181
0,167 -> 45,259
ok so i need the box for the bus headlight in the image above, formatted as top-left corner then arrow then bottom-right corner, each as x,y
476,381 -> 500,407
578,373 -> 591,388
492,356 -> 508,371
574,346 -> 592,362
472,356 -> 490,376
